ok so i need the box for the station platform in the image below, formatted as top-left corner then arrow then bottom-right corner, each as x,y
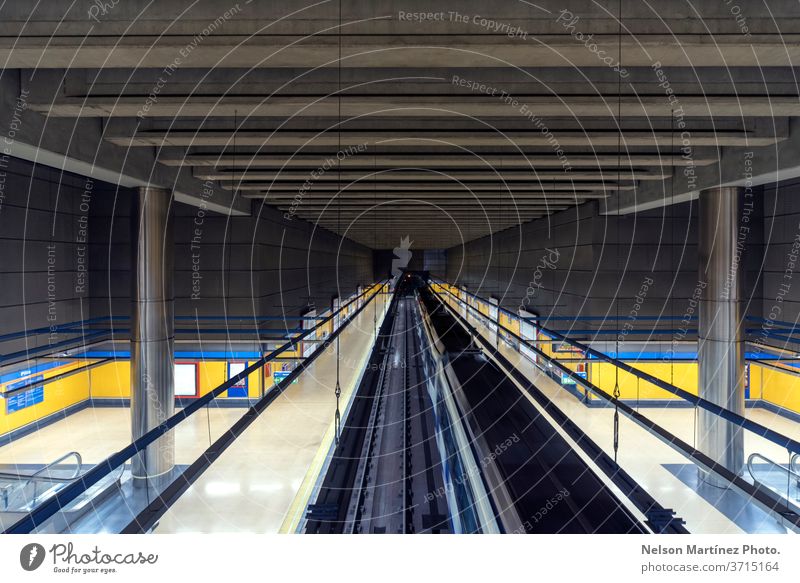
447,292 -> 800,534
151,293 -> 389,533
2,286 -> 798,534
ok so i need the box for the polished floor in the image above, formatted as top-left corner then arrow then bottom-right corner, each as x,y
0,294 -> 389,534
2,291 -> 798,533
155,294 -> 389,533
453,295 -> 800,534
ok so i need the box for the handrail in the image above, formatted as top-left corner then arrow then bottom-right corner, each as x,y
0,453 -> 128,513
429,291 -> 688,532
747,452 -> 800,494
0,451 -> 83,484
430,279 -> 800,458
430,284 -> 800,530
433,279 -> 800,348
4,281 -> 386,534
750,359 -> 800,380
123,282 -> 386,534
0,451 -> 83,512
30,451 -> 82,482
28,452 -> 82,507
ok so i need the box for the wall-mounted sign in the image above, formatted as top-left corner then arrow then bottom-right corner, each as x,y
5,374 -> 44,392
5,385 -> 44,414
227,362 -> 248,398
560,369 -> 587,386
552,342 -> 582,355
273,370 -> 297,385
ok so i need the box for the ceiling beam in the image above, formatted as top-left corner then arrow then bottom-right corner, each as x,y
32,96 -> 800,118
299,212 -> 547,217
235,183 -> 630,192
254,194 -> 601,201
292,212 -> 557,218
5,35 -> 800,69
109,131 -> 783,148
160,154 -> 717,168
194,171 -> 667,181
276,203 -> 568,209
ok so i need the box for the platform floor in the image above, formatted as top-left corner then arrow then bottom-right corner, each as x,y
0,407 -> 245,467
3,290 -> 799,534
451,296 -> 800,534
0,294 -> 388,533
153,294 -> 389,533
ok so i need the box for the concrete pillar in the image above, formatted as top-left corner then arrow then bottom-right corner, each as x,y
130,187 -> 175,487
697,186 -> 746,487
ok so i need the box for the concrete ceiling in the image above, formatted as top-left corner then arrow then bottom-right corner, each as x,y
3,0 -> 800,249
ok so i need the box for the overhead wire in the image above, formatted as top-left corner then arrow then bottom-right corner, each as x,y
334,0 -> 343,445
613,0 -> 623,464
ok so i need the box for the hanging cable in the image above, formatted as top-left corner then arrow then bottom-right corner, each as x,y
373,155 -> 377,335
670,110 -> 676,389
497,189 -> 502,347
612,0 -> 623,464
232,110 -> 237,320
467,212 -> 474,343
334,0 -> 343,445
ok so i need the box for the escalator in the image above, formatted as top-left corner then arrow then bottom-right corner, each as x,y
0,451 -> 122,533
419,285 -> 648,533
306,274 -> 654,533
305,279 -> 463,533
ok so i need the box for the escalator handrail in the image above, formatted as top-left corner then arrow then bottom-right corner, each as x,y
416,294 -> 503,533
4,281 -> 387,534
0,451 -> 83,484
30,451 -> 82,482
121,281 -> 385,534
748,452 -> 800,488
0,451 -> 82,512
429,278 -> 800,458
432,284 -> 800,531
0,452 -> 128,512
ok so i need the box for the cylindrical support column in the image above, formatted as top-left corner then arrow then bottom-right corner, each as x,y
697,186 -> 746,487
130,187 -> 175,487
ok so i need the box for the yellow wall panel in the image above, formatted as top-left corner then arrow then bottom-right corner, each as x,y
91,360 -> 262,399
197,361 -> 226,397
589,361 -> 698,401
748,364 -> 763,400
90,361 -> 130,398
507,316 -> 520,337
753,365 -> 800,413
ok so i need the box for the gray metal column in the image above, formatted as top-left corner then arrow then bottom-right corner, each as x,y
697,186 -> 746,487
130,186 -> 175,486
